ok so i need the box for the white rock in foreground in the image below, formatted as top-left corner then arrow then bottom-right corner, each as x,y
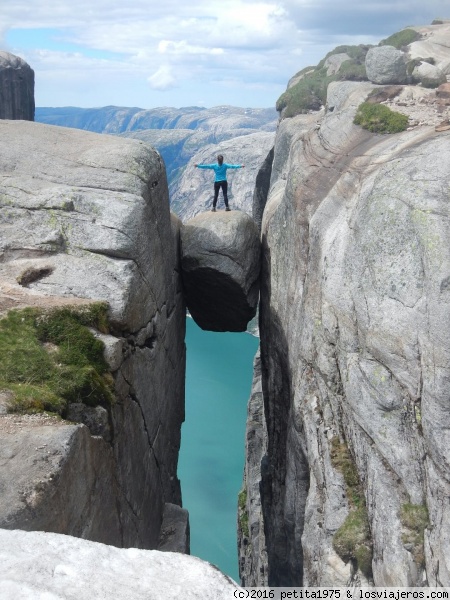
0,529 -> 238,600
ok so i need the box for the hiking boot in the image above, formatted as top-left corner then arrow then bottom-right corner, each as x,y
211,207 -> 216,212
225,207 -> 231,211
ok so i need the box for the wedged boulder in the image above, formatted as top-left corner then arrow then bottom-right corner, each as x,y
181,211 -> 260,332
0,529 -> 238,599
0,52 -> 34,120
365,45 -> 407,84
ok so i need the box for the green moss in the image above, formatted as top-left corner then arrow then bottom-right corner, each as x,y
0,303 -> 114,415
354,102 -> 409,134
276,69 -> 332,116
400,503 -> 429,568
330,437 -> 373,578
238,489 -> 249,538
330,437 -> 363,507
238,489 -> 247,510
333,506 -> 372,577
4,383 -> 66,414
379,29 -> 421,49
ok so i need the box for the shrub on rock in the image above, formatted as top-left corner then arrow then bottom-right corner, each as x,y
354,102 -> 409,133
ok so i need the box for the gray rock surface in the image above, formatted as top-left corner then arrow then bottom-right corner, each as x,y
241,59 -> 450,586
408,23 -> 450,76
66,403 -> 111,440
412,61 -> 446,87
252,147 -> 274,231
0,52 -> 34,120
0,416 -> 121,544
0,120 -> 186,549
158,502 -> 190,553
181,211 -> 261,332
238,352 -> 268,586
0,529 -> 238,599
365,46 -> 407,84
324,53 -> 351,76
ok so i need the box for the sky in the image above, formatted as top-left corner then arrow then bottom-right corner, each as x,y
1,0 -> 448,110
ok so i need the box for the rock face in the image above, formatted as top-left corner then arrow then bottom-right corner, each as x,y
411,61 -> 446,87
0,415 -> 122,542
0,120 -> 186,550
0,52 -> 34,120
181,211 -> 261,332
240,30 -> 450,586
324,53 -> 351,76
252,147 -> 274,231
408,23 -> 450,76
365,46 -> 407,84
0,529 -> 238,599
238,352 -> 268,586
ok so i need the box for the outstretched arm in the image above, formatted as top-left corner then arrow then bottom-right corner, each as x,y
195,164 -> 215,169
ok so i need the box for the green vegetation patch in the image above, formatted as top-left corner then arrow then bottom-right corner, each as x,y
400,503 -> 429,568
0,303 -> 113,415
354,102 -> 409,134
238,488 -> 249,538
379,29 -> 421,50
331,437 -> 373,579
276,45 -> 370,119
276,69 -> 332,117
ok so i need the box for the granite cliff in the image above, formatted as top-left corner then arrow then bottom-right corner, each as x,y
239,21 -> 450,587
0,120 -> 187,550
0,52 -> 34,121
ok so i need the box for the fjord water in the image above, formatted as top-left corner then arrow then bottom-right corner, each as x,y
178,318 -> 259,582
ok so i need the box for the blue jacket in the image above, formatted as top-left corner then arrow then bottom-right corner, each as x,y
196,163 -> 242,182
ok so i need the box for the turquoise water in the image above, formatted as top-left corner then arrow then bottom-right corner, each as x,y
178,318 -> 259,582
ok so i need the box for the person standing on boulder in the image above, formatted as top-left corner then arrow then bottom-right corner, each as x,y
194,155 -> 244,212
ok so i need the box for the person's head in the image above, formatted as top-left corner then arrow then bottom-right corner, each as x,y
217,155 -> 224,165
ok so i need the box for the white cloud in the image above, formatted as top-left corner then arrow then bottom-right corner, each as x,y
1,0 -> 448,108
158,40 -> 224,56
148,65 -> 177,90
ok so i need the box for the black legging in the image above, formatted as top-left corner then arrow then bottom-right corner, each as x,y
213,180 -> 228,208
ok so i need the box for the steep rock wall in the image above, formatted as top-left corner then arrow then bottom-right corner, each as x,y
0,121 -> 185,549
240,80 -> 450,586
0,52 -> 34,121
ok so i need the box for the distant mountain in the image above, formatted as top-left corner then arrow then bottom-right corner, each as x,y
35,105 -> 277,135
35,105 -> 278,218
